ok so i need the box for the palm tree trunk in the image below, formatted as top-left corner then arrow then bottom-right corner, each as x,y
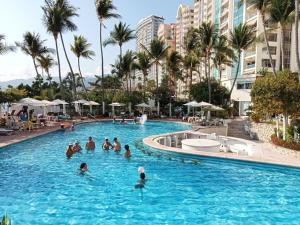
280,24 -> 285,70
229,51 -> 241,98
295,0 -> 300,82
77,57 -> 88,94
143,71 -> 146,99
262,13 -> 276,76
54,36 -> 64,99
99,22 -> 105,114
119,44 -> 122,59
218,65 -> 222,82
207,53 -> 212,103
129,73 -> 132,92
46,70 -> 52,86
32,57 -> 39,76
189,67 -> 193,100
155,62 -> 159,88
59,32 -> 77,99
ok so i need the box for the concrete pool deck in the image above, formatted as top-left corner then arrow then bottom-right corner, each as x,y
143,130 -> 300,169
1,119 -> 299,168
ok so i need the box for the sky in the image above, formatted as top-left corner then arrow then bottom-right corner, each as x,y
0,0 -> 192,82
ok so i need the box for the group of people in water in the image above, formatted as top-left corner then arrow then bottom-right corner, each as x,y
66,136 -> 131,159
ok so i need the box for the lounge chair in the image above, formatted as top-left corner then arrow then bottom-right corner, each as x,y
0,128 -> 14,136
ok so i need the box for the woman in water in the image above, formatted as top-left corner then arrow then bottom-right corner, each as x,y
66,143 -> 74,158
102,138 -> 112,150
112,137 -> 121,152
79,163 -> 88,174
135,168 -> 146,189
124,144 -> 131,158
85,136 -> 95,151
73,141 -> 82,153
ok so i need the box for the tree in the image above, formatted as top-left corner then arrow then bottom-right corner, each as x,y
212,35 -> 233,81
269,0 -> 294,70
247,0 -> 276,75
229,24 -> 256,98
166,51 -> 182,97
134,52 -> 151,97
37,54 -> 56,85
251,70 -> 300,140
16,32 -> 50,76
103,21 -> 135,59
95,0 -> 120,110
198,22 -> 218,103
0,34 -> 15,56
119,50 -> 136,92
182,52 -> 198,98
295,0 -> 300,81
71,35 -> 95,93
190,79 -> 230,106
142,38 -> 169,88
42,0 -> 64,97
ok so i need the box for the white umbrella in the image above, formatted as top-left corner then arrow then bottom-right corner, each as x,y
194,101 -> 212,107
109,102 -> 125,116
53,99 -> 69,114
205,105 -> 224,111
84,101 -> 100,113
40,100 -> 58,116
73,99 -> 89,104
16,97 -> 44,106
136,103 -> 151,113
183,101 -> 198,107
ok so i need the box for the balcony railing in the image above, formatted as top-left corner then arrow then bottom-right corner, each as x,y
244,50 -> 256,57
245,63 -> 256,70
246,11 -> 257,21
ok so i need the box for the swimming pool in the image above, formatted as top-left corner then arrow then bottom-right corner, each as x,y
0,121 -> 300,224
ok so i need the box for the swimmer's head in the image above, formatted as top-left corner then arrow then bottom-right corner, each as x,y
125,144 -> 129,150
140,172 -> 145,180
114,137 -> 118,141
80,163 -> 87,171
68,143 -> 73,147
88,136 -> 92,141
105,137 -> 108,141
75,140 -> 80,145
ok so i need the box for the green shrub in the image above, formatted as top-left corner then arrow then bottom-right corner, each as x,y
250,113 -> 260,123
1,214 -> 11,225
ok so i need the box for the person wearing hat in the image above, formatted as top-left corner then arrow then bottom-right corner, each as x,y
73,140 -> 82,153
102,138 -> 112,150
66,143 -> 74,158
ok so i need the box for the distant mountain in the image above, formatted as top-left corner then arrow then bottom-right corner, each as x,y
0,76 -> 97,88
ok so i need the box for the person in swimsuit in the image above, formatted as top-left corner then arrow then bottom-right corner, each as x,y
124,144 -> 131,158
73,141 -> 82,153
85,136 -> 95,151
79,163 -> 88,173
135,172 -> 146,189
112,137 -> 121,152
102,138 -> 112,150
66,143 -> 74,158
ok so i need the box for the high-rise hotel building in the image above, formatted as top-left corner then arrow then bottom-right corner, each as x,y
175,0 -> 293,116
135,15 -> 164,88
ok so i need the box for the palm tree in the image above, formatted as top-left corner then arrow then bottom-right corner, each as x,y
37,54 -> 56,85
229,24 -> 256,98
16,32 -> 50,76
247,0 -> 276,76
95,0 -> 120,110
269,0 -> 294,70
134,52 -> 151,97
71,35 -> 95,93
182,52 -> 198,98
142,38 -> 169,88
103,22 -> 135,59
42,0 -> 64,97
166,51 -> 182,97
0,34 -> 15,55
212,35 -> 234,81
120,50 -> 136,92
295,0 -> 300,81
198,22 -> 217,103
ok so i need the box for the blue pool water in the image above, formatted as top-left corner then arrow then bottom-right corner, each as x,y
0,121 -> 300,225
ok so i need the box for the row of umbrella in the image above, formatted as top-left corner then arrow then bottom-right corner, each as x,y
184,101 -> 224,111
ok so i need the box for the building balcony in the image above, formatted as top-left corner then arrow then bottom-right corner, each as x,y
246,11 -> 257,22
244,63 -> 256,71
244,50 -> 256,58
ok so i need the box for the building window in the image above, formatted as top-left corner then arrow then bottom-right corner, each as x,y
262,59 -> 276,68
267,33 -> 277,42
262,46 -> 276,55
237,82 -> 252,90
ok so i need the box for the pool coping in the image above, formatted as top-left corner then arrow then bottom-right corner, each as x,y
143,130 -> 300,169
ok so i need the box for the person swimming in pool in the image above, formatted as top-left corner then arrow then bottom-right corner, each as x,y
120,118 -> 128,124
112,137 -> 121,152
85,136 -> 95,151
134,172 -> 146,189
124,144 -> 131,158
73,140 -> 82,153
102,138 -> 112,150
79,162 -> 88,174
66,143 -> 74,158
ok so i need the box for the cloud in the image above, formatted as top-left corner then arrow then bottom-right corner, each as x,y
95,65 -> 112,75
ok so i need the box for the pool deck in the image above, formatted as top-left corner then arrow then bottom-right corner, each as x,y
143,130 -> 300,169
1,119 -> 299,168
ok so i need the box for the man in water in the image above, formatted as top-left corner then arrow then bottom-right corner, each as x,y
79,163 -> 88,173
85,136 -> 95,151
135,172 -> 146,189
66,143 -> 74,158
102,138 -> 112,150
124,144 -> 131,158
112,137 -> 121,152
73,141 -> 82,153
